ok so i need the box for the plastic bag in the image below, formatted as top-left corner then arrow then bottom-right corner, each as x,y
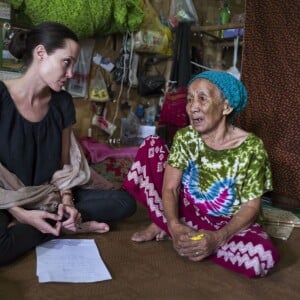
226,36 -> 241,80
88,67 -> 110,102
67,39 -> 95,97
120,111 -> 141,145
129,0 -> 172,56
113,48 -> 130,84
92,115 -> 116,136
137,56 -> 166,96
138,73 -> 165,96
169,0 -> 199,28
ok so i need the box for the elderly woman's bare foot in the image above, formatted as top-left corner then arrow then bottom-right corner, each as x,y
131,222 -> 168,242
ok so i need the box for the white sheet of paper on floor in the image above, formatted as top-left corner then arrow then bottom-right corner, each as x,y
36,239 -> 112,283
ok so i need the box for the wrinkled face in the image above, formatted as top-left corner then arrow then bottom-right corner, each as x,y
186,79 -> 227,134
38,39 -> 79,91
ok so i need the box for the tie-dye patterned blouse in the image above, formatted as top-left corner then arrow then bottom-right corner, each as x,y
167,126 -> 272,217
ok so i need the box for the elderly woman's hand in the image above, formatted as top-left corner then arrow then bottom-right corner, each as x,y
186,230 -> 222,261
169,222 -> 197,256
171,229 -> 222,262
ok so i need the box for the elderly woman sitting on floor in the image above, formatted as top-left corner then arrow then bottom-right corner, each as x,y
123,70 -> 280,278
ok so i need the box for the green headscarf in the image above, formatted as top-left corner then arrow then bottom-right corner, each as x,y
188,70 -> 248,119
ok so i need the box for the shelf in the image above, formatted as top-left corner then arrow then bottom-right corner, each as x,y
191,23 -> 244,45
191,23 -> 244,33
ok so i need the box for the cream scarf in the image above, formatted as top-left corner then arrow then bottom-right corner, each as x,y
0,132 -> 90,212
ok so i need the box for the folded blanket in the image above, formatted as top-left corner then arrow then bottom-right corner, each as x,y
79,137 -> 138,164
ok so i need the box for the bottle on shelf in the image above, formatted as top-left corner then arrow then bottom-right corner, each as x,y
219,0 -> 231,38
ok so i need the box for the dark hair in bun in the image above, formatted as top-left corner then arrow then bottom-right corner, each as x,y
8,22 -> 79,66
8,29 -> 28,60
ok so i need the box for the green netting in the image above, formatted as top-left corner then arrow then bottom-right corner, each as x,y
8,0 -> 144,38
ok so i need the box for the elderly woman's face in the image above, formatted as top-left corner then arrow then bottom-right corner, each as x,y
186,79 -> 227,134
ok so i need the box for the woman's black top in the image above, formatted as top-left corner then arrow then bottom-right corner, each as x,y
0,81 -> 76,186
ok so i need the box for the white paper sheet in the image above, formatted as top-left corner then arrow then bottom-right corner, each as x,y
36,239 -> 112,283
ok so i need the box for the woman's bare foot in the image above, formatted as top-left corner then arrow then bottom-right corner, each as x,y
77,221 -> 110,234
62,221 -> 110,235
131,222 -> 168,242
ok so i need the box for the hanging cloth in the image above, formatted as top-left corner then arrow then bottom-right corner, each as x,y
158,22 -> 192,145
170,22 -> 192,87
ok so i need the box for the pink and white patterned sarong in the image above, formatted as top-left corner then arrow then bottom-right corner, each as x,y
123,136 -> 280,278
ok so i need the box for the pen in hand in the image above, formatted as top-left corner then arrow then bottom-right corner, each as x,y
190,233 -> 204,241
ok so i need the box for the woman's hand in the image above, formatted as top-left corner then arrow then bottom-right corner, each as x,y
8,206 -> 62,236
59,190 -> 82,233
58,203 -> 82,233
